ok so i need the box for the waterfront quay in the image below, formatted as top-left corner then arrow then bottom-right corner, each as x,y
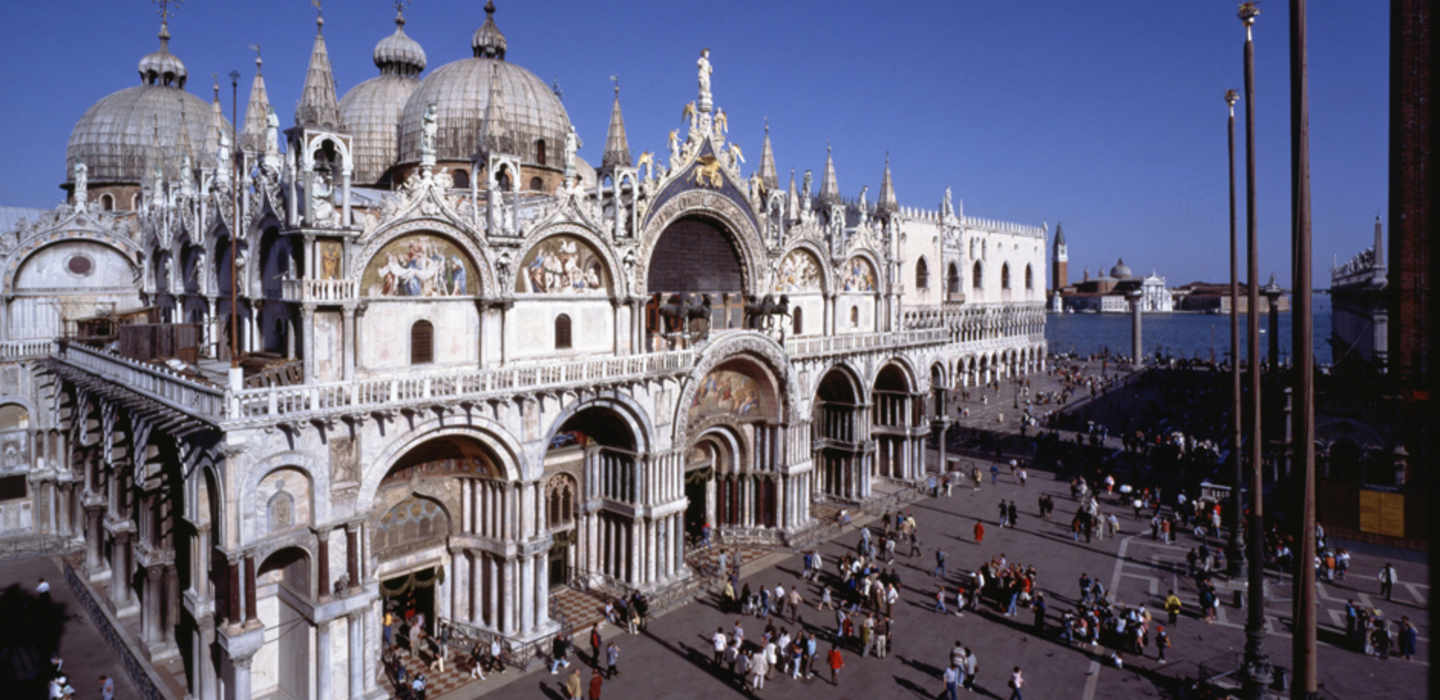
438,359 -> 1427,699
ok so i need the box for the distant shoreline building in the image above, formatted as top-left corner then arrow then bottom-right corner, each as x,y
1329,216 -> 1389,374
1051,254 -> 1175,313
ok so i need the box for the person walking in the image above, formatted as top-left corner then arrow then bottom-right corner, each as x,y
712,627 -> 728,665
934,549 -> 947,578
963,648 -> 978,691
565,667 -> 583,700
827,645 -> 844,685
605,640 -> 620,678
1399,616 -> 1417,660
1008,501 -> 1019,529
1018,467 -> 1028,487
998,500 -> 1009,527
1008,665 -> 1024,700
1155,625 -> 1169,664
1378,563 -> 1398,601
588,669 -> 604,700
974,520 -> 985,545
550,630 -> 572,674
943,663 -> 961,700
935,586 -> 949,614
1164,590 -> 1182,626
875,616 -> 890,659
1032,593 -> 1046,633
589,623 -> 602,665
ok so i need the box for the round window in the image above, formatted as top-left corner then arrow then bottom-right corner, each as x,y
67,255 -> 93,276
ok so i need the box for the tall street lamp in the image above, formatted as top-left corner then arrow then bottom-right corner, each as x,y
1288,0 -> 1318,695
1225,88 -> 1244,578
1238,2 -> 1272,697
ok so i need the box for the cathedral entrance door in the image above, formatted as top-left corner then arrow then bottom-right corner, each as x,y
380,566 -> 438,646
684,466 -> 713,542
548,531 -> 571,589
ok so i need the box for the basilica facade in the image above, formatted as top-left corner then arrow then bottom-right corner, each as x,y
0,5 -> 1047,699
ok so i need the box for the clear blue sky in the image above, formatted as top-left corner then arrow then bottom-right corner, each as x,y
0,1 -> 1388,288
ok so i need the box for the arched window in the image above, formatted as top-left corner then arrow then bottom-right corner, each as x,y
497,167 -> 512,191
546,474 -> 574,528
410,320 -> 434,364
1002,263 -> 1011,290
972,261 -> 983,289
452,169 -> 470,189
535,140 -> 547,166
554,314 -> 572,350
791,307 -> 803,336
1025,264 -> 1034,290
100,194 -> 114,211
915,258 -> 930,289
849,306 -> 860,328
131,193 -> 141,210
529,176 -> 543,191
947,263 -> 960,294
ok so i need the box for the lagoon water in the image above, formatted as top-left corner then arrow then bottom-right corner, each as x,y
1044,295 -> 1333,366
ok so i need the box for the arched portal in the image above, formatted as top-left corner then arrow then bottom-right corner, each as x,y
372,433 -> 511,637
543,406 -> 638,587
254,546 -> 312,699
873,363 -> 921,481
813,366 -> 868,501
683,355 -> 786,544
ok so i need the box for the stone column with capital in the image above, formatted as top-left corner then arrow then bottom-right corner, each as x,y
1127,288 -> 1144,369
230,653 -> 254,700
346,613 -> 364,699
316,619 -> 332,700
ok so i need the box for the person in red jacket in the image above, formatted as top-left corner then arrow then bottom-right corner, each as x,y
588,668 -> 603,700
974,520 -> 986,545
828,645 -> 844,685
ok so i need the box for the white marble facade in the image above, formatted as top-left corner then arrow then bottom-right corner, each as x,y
1,6 -> 1051,699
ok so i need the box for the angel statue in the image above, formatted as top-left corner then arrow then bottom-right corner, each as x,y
715,108 -> 728,135
728,143 -> 744,165
858,185 -> 869,211
668,130 -> 681,165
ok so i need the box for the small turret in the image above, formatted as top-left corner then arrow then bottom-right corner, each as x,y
600,82 -> 632,172
758,120 -> 778,191
876,153 -> 897,217
818,143 -> 840,207
294,11 -> 344,131
240,49 -> 272,153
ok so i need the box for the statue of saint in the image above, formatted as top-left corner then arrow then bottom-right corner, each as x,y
73,162 -> 88,211
697,49 -> 712,98
265,109 -> 281,154
942,186 -> 954,219
668,129 -> 680,166
564,125 -> 581,176
420,103 -> 438,166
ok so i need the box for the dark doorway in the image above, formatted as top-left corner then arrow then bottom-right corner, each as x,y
380,567 -> 437,639
684,467 -> 712,540
548,531 -> 570,589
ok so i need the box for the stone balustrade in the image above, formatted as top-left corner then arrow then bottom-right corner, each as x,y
0,339 -> 54,360
54,341 -> 228,421
784,328 -> 949,358
280,277 -> 359,303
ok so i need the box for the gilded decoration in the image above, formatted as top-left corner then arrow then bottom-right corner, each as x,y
362,234 -> 476,297
515,235 -> 609,295
775,249 -> 822,293
840,256 -> 876,292
318,240 -> 343,279
688,369 -> 762,422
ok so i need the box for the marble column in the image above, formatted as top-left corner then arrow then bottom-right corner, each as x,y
230,654 -> 253,700
85,507 -> 106,574
346,613 -> 364,700
315,620 -> 332,700
109,531 -> 131,612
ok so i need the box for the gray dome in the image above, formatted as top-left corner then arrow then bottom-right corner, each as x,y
1110,258 -> 1133,279
398,57 -> 570,168
340,75 -> 420,184
373,13 -> 426,77
67,85 -> 229,185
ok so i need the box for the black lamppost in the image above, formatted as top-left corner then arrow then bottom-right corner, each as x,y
1225,88 -> 1244,578
1238,3 -> 1273,697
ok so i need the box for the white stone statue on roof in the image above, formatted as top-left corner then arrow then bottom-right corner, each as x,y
697,49 -> 712,104
942,186 -> 954,219
73,163 -> 88,212
420,103 -> 438,169
564,125 -> 580,178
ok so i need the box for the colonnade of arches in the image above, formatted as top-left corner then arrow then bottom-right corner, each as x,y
811,359 -> 927,504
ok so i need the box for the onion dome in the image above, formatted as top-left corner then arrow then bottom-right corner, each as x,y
341,8 -> 428,184
398,1 -> 571,168
66,20 -> 229,186
374,9 -> 427,77
1110,258 -> 1133,279
472,1 -> 507,60
137,21 -> 187,88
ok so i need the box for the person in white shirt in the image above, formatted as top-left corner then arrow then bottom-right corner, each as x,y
943,663 -> 961,700
1008,666 -> 1024,699
712,627 -> 728,665
36,578 -> 50,595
